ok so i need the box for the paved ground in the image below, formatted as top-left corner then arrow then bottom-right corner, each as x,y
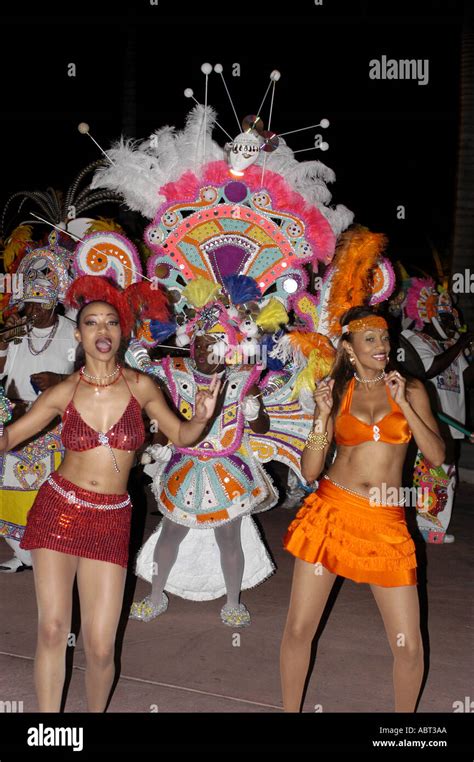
0,468 -> 472,714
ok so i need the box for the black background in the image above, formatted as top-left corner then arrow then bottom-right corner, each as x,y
0,0 -> 466,276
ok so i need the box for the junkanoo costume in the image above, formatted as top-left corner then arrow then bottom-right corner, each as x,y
88,68 -> 355,616
400,277 -> 468,543
129,352 -> 279,602
0,163 -> 131,570
280,227 -> 418,586
0,233 -> 76,569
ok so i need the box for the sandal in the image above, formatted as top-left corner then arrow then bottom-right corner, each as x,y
220,602 -> 251,628
129,593 -> 168,622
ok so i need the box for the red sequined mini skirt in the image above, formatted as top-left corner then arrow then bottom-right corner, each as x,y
20,471 -> 132,568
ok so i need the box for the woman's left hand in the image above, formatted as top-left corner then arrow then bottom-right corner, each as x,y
385,370 -> 408,406
194,375 -> 222,422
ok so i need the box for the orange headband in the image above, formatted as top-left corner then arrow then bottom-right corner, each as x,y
341,316 -> 388,334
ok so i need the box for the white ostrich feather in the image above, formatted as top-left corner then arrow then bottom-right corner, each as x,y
91,106 -> 224,218
269,333 -> 306,368
91,105 -> 353,233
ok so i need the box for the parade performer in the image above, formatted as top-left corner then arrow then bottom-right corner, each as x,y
0,274 -> 221,712
85,67 -> 355,624
127,291 -> 280,627
401,278 -> 474,543
0,232 -> 77,571
280,227 -> 446,712
126,280 -> 338,626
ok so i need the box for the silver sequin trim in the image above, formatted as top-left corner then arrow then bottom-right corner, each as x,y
47,476 -> 130,510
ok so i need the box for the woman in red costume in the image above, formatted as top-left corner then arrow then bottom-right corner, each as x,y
280,306 -> 446,712
0,276 -> 220,712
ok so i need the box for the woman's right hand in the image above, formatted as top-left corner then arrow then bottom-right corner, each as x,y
313,378 -> 334,417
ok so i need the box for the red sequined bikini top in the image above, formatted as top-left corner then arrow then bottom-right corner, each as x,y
62,372 -> 145,452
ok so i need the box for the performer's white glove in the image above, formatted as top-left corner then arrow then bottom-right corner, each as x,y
140,443 -> 173,465
242,394 -> 261,422
298,387 -> 316,414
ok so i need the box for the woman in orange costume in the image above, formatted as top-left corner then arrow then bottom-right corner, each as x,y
280,306 -> 445,712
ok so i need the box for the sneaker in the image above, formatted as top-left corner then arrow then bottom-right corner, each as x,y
129,593 -> 168,622
220,602 -> 251,628
0,557 -> 33,573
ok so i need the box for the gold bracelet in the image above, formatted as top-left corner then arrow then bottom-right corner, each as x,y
305,430 -> 329,451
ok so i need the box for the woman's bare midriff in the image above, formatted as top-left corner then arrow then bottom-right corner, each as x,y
57,448 -> 136,494
326,440 -> 409,497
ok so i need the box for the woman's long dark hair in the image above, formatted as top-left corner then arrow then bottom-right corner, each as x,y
328,305 -> 412,419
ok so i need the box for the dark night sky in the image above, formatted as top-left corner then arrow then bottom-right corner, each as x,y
0,0 -> 465,275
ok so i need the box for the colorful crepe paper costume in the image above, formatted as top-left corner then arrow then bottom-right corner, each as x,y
0,233 -> 76,566
129,353 -> 278,600
401,277 -> 467,543
89,73 -> 355,616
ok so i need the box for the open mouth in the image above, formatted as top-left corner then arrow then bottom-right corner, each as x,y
95,338 -> 112,353
372,354 -> 387,361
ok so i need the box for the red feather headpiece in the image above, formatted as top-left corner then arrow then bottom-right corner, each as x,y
65,276 -> 134,336
125,281 -> 170,322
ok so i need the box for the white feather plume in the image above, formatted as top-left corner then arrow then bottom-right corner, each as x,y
91,105 -> 353,233
264,140 -> 353,235
269,333 -> 306,368
91,105 -> 224,218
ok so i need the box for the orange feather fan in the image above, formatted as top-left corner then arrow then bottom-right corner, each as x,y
288,330 -> 336,364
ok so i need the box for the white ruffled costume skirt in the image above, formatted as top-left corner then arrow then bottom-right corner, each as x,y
135,514 -> 275,601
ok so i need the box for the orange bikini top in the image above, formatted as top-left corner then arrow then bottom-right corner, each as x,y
334,377 -> 412,446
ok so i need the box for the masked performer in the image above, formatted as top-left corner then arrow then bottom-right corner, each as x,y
0,232 -> 77,571
401,279 -> 474,543
0,274 -> 220,712
280,228 -> 446,712
128,280 -> 295,626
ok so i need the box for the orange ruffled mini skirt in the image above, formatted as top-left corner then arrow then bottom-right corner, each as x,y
284,477 -> 417,587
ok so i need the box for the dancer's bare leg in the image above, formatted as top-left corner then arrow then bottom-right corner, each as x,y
31,549 -> 78,712
76,558 -> 126,712
370,584 -> 424,712
280,558 -> 337,712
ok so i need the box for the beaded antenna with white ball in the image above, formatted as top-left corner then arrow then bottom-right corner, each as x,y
212,66 -> 330,179
200,63 -> 213,163
77,122 -> 116,165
